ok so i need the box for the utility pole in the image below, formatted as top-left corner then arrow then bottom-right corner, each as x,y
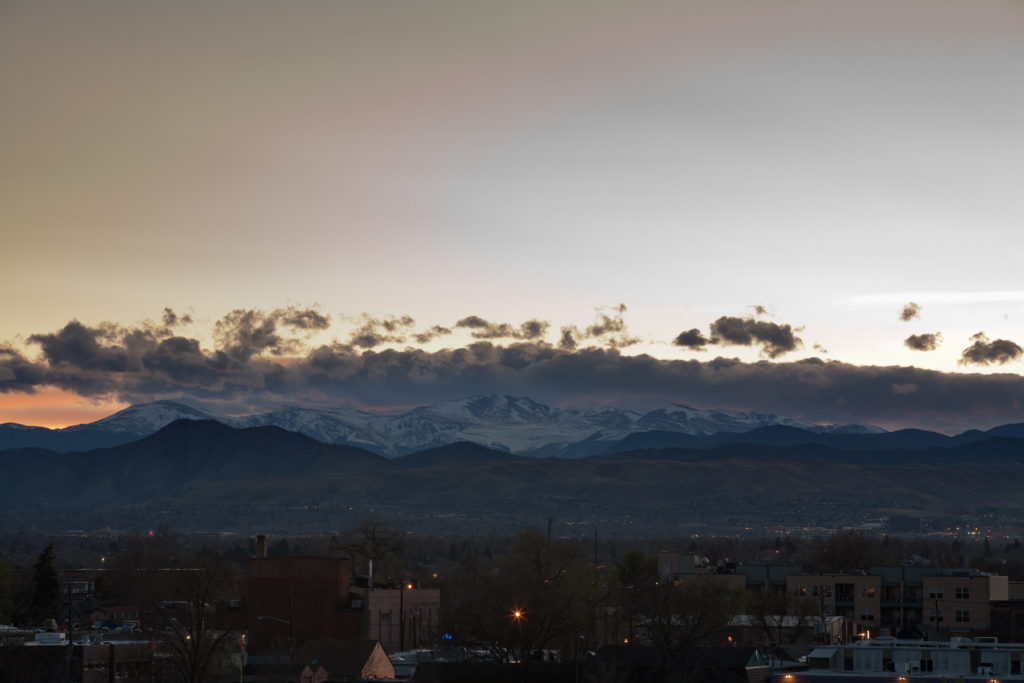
66,583 -> 73,683
288,591 -> 295,663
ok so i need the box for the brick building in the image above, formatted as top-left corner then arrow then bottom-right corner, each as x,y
245,555 -> 362,654
356,582 -> 441,653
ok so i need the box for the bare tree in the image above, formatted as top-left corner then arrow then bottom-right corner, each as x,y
746,588 -> 816,646
445,527 -> 599,663
151,557 -> 243,683
333,517 -> 405,585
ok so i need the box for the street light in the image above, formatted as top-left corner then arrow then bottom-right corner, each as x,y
399,581 -> 413,651
510,609 -> 524,663
238,634 -> 246,683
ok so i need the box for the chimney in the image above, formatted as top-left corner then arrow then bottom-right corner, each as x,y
256,534 -> 268,558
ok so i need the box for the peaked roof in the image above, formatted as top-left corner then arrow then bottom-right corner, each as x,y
295,638 -> 388,675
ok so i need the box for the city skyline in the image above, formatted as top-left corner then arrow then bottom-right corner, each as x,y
1,1 -> 1021,432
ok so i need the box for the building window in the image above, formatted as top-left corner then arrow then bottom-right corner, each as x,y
799,587 -> 808,596
928,609 -> 943,623
861,587 -> 875,598
955,586 -> 970,599
955,610 -> 970,623
928,586 -> 943,599
859,609 -> 875,621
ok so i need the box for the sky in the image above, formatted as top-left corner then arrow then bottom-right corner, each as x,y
1,0 -> 1022,433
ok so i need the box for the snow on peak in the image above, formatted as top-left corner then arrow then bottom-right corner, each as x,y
64,395 -> 887,457
87,400 -> 215,435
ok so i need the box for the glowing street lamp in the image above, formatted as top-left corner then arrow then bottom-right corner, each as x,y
399,580 -> 414,651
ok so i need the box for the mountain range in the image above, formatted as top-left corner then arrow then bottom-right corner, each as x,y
1,416 -> 1022,536
5,395 -> 1023,535
3,395 -> 1022,459
0,394 -> 894,457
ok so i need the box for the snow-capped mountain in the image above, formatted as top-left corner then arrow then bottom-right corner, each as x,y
70,400 -> 216,436
228,405 -> 387,453
374,395 -> 634,454
221,395 -> 883,457
0,394 -> 885,457
632,404 -> 814,434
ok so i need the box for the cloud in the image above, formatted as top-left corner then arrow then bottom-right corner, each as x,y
348,315 -> 415,349
10,310 -> 1024,433
673,328 -> 710,350
0,346 -> 48,393
28,321 -> 142,372
412,325 -> 452,344
559,304 -> 640,349
280,307 -> 330,330
518,319 -> 548,340
162,308 -> 193,327
559,326 -> 578,351
750,304 -> 768,316
904,333 -> 942,351
899,302 -> 921,321
585,303 -> 628,337
455,316 -> 549,340
708,316 -> 802,358
813,344 -> 828,354
215,309 -> 302,361
271,346 -> 1024,434
959,332 -> 1023,366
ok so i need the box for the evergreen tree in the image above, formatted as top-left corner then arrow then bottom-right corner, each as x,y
30,544 -> 61,625
0,556 -> 13,624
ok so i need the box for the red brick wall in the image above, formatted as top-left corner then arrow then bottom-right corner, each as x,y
246,557 -> 360,651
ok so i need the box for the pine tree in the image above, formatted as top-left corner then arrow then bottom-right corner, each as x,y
30,544 -> 61,626
0,556 -> 13,623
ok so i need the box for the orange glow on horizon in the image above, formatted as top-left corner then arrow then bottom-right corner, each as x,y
0,389 -> 127,428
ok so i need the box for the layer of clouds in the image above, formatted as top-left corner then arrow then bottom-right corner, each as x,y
708,316 -> 802,359
899,302 -> 921,322
904,333 -> 942,352
6,310 -> 1024,433
959,332 -> 1023,366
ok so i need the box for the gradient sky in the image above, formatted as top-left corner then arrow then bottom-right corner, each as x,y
1,1 -> 1022,432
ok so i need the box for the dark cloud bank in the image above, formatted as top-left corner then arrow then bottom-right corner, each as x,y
3,309 -> 1024,434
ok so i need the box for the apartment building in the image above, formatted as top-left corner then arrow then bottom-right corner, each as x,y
656,552 -> 1009,640
786,573 -> 883,629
